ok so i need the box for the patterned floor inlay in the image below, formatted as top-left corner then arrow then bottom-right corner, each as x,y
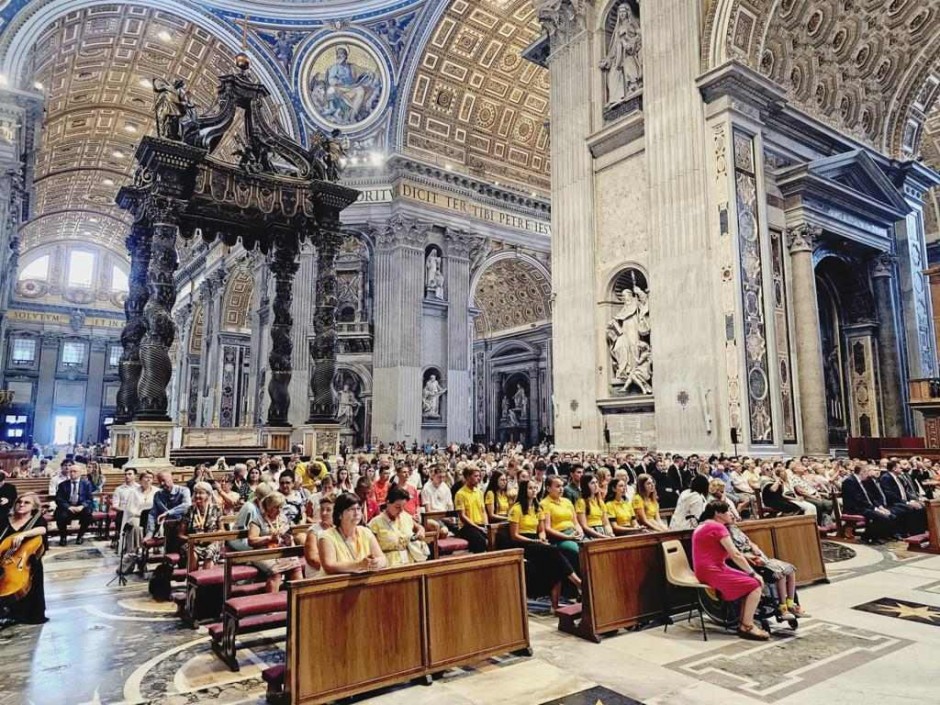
853,597 -> 940,626
665,621 -> 912,702
821,541 -> 856,563
915,579 -> 940,595
538,686 -> 644,704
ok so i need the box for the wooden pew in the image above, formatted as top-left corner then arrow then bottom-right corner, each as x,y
557,514 -> 827,643
905,498 -> 940,553
268,550 -> 529,705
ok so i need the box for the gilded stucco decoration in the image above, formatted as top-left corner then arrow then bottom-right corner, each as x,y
222,270 -> 254,332
704,0 -> 940,159
472,257 -> 552,339
405,0 -> 551,193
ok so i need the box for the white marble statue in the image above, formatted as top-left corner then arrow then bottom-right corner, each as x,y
425,250 -> 445,299
607,282 -> 652,394
513,384 -> 528,419
335,383 -> 361,431
422,374 -> 446,418
599,3 -> 643,108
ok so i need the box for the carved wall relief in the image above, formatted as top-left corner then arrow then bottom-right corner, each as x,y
606,267 -> 652,396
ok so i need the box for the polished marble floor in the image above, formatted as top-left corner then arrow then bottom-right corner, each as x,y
2,538 -> 940,705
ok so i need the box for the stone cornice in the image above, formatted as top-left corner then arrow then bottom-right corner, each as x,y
386,156 -> 550,222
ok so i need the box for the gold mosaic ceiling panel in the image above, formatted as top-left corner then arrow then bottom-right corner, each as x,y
21,5 -> 239,256
404,0 -> 551,193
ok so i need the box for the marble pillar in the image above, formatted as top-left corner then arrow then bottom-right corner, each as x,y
84,339 -> 108,443
445,229 -> 473,443
115,221 -> 151,424
289,245 -> 316,428
245,253 -> 269,426
267,233 -> 300,427
308,230 -> 341,423
135,199 -> 182,421
786,225 -> 828,455
537,1 -> 600,450
196,268 -> 226,426
34,333 -> 59,444
643,0 -> 719,452
871,255 -> 906,437
169,302 -> 194,425
372,217 -> 426,442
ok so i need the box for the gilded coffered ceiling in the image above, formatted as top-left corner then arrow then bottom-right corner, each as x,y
403,0 -> 551,194
705,0 -> 940,159
473,256 -> 551,339
19,5 -> 246,257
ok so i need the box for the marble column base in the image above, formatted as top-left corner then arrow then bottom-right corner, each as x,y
260,426 -> 294,454
124,420 -> 175,471
109,424 -> 134,460
300,423 -> 340,459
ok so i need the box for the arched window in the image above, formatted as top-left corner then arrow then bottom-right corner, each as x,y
111,265 -> 129,292
18,255 -> 49,281
67,250 -> 95,288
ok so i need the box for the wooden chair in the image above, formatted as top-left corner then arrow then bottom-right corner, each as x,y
420,510 -> 469,558
661,540 -> 709,640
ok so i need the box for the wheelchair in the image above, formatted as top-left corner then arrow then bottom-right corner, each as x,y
698,576 -> 800,633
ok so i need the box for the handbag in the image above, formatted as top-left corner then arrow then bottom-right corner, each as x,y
407,537 -> 430,563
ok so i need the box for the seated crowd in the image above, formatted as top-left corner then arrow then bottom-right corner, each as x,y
1,444 -> 937,633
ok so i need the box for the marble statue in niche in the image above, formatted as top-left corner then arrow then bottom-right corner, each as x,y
513,384 -> 528,419
607,271 -> 652,394
422,373 -> 446,419
599,2 -> 643,109
425,247 -> 445,299
334,383 -> 361,432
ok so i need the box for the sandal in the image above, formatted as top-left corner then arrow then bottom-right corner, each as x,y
737,623 -> 770,641
789,604 -> 809,618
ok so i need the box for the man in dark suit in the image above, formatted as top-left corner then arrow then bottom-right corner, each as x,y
841,464 -> 896,543
55,463 -> 95,546
668,455 -> 693,492
880,460 -> 927,535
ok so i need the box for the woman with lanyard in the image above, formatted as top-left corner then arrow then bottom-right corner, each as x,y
179,482 -> 223,570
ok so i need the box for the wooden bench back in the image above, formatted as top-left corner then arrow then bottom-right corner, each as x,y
573,514 -> 827,642
283,550 -> 528,705
927,499 -> 940,552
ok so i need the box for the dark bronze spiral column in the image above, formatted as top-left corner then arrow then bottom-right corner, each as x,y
308,228 -> 342,422
267,233 -> 300,426
115,219 -> 152,424
135,197 -> 183,421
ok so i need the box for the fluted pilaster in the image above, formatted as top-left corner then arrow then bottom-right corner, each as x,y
871,255 -> 906,436
445,229 -> 474,442
786,225 -> 828,455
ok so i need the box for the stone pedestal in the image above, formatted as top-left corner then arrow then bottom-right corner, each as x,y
261,426 -> 293,453
300,424 -> 340,459
109,424 -> 134,460
124,420 -> 175,471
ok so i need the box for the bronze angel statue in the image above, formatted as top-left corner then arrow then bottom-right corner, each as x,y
152,78 -> 196,140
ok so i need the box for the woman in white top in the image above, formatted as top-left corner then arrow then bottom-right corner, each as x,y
119,471 -> 157,564
670,474 -> 710,530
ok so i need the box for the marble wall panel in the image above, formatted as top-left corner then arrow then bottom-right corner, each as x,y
594,153 -> 649,267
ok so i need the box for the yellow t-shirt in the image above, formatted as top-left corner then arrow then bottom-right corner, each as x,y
575,497 -> 608,527
455,485 -> 486,526
485,490 -> 511,516
632,494 -> 660,521
540,496 -> 576,532
606,499 -> 635,527
311,461 -> 329,481
508,503 -> 542,534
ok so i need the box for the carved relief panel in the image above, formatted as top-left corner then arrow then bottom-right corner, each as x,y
605,267 -> 651,396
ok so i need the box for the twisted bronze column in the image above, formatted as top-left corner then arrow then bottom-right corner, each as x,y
115,220 -> 152,423
308,229 -> 342,422
267,233 -> 300,426
135,197 -> 183,421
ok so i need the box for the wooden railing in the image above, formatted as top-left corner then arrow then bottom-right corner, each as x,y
561,514 -> 827,643
281,550 -> 529,705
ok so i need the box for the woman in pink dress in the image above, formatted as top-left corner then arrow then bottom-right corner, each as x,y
692,500 -> 768,640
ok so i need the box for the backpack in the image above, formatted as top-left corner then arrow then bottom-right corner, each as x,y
148,562 -> 174,601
